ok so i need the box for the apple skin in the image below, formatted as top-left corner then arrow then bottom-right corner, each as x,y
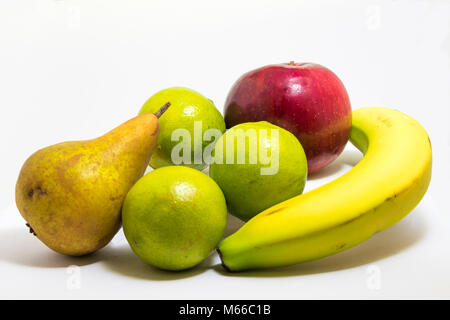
224,62 -> 352,174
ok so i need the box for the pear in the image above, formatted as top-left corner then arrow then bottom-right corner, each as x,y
15,103 -> 170,256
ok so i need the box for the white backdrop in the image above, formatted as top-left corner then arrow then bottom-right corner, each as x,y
0,0 -> 449,299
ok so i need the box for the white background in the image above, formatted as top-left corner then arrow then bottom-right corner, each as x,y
0,0 -> 449,299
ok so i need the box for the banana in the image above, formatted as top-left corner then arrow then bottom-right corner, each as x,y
217,107 -> 432,272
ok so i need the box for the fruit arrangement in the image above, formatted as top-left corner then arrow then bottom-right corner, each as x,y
15,62 -> 432,273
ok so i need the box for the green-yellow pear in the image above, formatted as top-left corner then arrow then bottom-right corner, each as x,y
15,103 -> 170,256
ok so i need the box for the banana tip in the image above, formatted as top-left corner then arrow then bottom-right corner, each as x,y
216,248 -> 233,273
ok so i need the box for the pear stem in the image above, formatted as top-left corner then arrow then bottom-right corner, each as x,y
154,102 -> 171,118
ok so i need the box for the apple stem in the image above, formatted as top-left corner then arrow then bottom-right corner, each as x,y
154,102 -> 171,118
289,61 -> 295,66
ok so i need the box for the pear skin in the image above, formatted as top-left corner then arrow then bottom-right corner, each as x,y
15,103 -> 170,256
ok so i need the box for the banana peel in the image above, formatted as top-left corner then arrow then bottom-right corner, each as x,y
218,107 -> 432,271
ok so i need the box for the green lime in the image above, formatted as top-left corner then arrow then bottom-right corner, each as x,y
209,121 -> 308,221
139,87 -> 225,171
122,166 -> 228,271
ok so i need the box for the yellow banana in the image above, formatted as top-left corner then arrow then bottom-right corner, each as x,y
217,107 -> 432,272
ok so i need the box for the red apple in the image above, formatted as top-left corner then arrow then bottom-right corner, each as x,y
224,62 -> 352,174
